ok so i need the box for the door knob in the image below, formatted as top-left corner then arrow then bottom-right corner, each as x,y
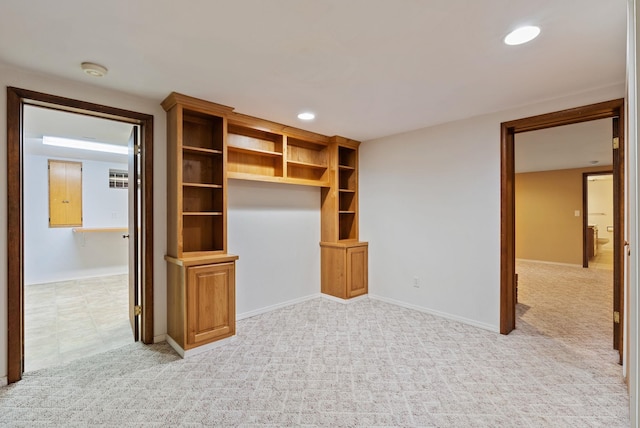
122,234 -> 130,239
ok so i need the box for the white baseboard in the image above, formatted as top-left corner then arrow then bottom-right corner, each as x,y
26,270 -> 128,286
153,334 -> 167,344
368,294 -> 499,333
321,293 -> 369,304
0,376 -> 7,387
166,334 -> 236,358
516,258 -> 582,268
236,293 -> 321,320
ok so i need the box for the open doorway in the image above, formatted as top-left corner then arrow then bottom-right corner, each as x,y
22,106 -> 135,371
584,172 -> 614,269
7,87 -> 154,383
500,99 -> 625,364
512,118 -> 617,363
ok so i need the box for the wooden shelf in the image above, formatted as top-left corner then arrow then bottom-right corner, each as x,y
227,145 -> 282,158
183,183 -> 223,189
287,159 -> 328,170
339,164 -> 356,171
339,211 -> 356,214
72,227 -> 127,233
228,172 -> 329,187
183,212 -> 223,216
183,145 -> 222,155
339,188 -> 356,193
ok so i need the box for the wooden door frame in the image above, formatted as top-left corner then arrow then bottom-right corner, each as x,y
500,99 -> 625,362
7,87 -> 154,383
582,170 -> 614,268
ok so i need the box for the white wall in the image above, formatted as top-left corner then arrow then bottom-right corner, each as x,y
360,84 -> 625,332
24,154 -> 129,284
228,180 -> 321,318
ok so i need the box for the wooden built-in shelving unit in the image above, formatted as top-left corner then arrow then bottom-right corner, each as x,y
162,93 -> 238,356
320,137 -> 368,299
162,92 -> 368,355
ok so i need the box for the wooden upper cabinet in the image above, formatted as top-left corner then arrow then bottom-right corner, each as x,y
48,159 -> 82,227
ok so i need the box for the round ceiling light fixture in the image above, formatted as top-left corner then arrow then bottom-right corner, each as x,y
297,112 -> 315,121
81,62 -> 108,77
504,26 -> 541,46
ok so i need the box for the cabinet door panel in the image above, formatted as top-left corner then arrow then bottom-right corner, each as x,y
187,263 -> 235,345
49,160 -> 82,227
346,246 -> 368,298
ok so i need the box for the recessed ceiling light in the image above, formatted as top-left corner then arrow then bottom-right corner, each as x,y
81,62 -> 108,77
297,112 -> 315,121
504,26 -> 540,46
43,136 -> 127,155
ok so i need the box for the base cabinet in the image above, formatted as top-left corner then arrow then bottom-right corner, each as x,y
166,255 -> 238,353
320,242 -> 368,299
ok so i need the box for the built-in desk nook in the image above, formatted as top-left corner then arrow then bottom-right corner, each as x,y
162,92 -> 368,355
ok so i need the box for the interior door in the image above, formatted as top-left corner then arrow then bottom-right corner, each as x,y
612,116 -> 624,363
128,126 -> 140,341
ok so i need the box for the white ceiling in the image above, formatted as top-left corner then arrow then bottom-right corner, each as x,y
0,0 -> 627,142
515,118 -> 613,173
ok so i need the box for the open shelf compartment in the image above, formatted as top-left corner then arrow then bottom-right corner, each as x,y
227,124 -> 284,177
182,215 -> 224,253
287,137 -> 328,182
183,110 -> 224,152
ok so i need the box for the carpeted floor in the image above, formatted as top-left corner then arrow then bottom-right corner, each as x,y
0,263 -> 629,427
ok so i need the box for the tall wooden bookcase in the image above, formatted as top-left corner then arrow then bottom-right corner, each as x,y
162,93 -> 238,356
320,137 -> 369,299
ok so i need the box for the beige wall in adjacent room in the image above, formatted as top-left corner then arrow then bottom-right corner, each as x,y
515,166 -> 611,265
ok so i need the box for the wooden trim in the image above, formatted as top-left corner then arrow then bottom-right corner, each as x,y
582,173 -> 589,268
500,98 -> 624,339
6,87 -> 155,383
161,92 -> 234,116
141,114 -> 154,344
502,99 -> 625,133
612,115 -> 625,362
165,254 -> 239,267
500,122 -> 516,334
7,87 -> 23,383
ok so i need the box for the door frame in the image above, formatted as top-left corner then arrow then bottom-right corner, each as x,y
7,87 -> 154,383
582,171 -> 614,268
500,98 -> 625,362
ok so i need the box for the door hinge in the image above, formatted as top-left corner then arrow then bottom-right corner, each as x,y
134,305 -> 142,316
614,311 -> 620,323
612,137 -> 619,149
134,145 -> 141,155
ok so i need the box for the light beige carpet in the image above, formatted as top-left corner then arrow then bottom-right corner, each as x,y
0,263 -> 629,427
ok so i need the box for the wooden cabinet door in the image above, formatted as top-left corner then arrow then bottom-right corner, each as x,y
48,160 -> 82,227
186,262 -> 235,346
346,245 -> 368,298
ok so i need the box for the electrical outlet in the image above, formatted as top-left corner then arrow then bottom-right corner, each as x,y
413,277 -> 419,288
